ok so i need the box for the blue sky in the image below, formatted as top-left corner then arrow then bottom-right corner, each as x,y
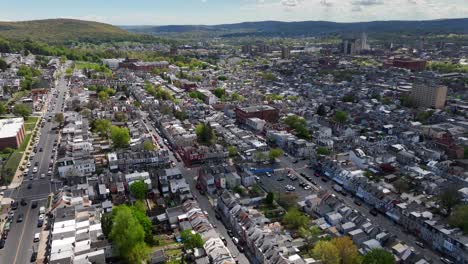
1,0 -> 467,25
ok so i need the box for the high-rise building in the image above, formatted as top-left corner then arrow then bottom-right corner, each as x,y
342,32 -> 369,55
241,45 -> 253,54
281,46 -> 291,59
411,83 -> 447,109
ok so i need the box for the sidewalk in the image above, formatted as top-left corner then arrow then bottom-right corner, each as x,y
7,115 -> 40,189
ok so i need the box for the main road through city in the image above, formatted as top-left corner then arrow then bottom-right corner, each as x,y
0,67 -> 68,264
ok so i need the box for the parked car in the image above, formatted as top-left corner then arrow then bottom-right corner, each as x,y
0,238 -> 5,249
369,208 -> 379,216
20,198 -> 27,206
33,233 -> 40,243
16,213 -> 23,222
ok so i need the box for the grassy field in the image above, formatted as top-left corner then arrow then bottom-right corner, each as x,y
0,116 -> 38,184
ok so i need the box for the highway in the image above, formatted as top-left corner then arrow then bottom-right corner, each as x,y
140,111 -> 250,264
0,68 -> 68,264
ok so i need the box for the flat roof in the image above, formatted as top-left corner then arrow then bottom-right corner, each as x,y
0,118 -> 24,138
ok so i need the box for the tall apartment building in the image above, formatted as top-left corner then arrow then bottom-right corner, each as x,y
281,46 -> 291,59
411,83 -> 447,109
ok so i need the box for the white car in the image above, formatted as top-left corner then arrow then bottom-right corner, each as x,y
32,167 -> 38,173
40,173 -> 45,179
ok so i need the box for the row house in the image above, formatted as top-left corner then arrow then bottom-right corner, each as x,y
217,191 -> 305,264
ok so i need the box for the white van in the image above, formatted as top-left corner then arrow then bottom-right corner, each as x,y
33,233 -> 40,242
39,206 -> 46,215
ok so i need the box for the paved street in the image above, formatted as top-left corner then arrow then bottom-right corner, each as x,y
0,68 -> 68,264
141,112 -> 250,264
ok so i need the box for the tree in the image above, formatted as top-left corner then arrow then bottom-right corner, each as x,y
449,205 -> 468,234
110,125 -> 130,148
213,88 -> 225,98
265,192 -> 275,206
127,242 -> 151,264
393,177 -> 411,194
316,147 -> 331,156
195,123 -> 215,145
299,225 -> 321,249
131,204 -> 154,245
269,148 -> 284,161
283,207 -> 309,230
438,186 -> 462,215
143,140 -> 156,151
101,212 -> 113,237
334,111 -> 348,123
317,104 -> 327,116
92,119 -> 111,137
227,146 -> 238,157
114,111 -> 128,122
54,113 -> 64,124
331,236 -> 361,264
98,90 -> 109,101
312,240 -> 340,264
283,115 -> 310,139
342,94 -> 356,103
0,58 -> 7,71
277,192 -> 298,210
180,229 -> 204,250
231,92 -> 245,102
362,248 -> 395,264
130,180 -> 148,200
110,206 -> 148,263
13,103 -> 31,119
0,103 -> 7,115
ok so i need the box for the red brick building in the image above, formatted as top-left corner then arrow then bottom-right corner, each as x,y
385,57 -> 427,72
235,105 -> 280,124
0,118 -> 26,149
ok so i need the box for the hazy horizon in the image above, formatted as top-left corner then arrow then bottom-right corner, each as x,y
1,0 -> 467,26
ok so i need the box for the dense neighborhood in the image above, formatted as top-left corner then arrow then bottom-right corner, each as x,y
0,30 -> 468,264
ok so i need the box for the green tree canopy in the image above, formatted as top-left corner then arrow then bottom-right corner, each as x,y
283,115 -> 310,139
362,248 -> 395,264
92,119 -> 111,137
110,125 -> 130,148
317,104 -> 327,116
0,103 -> 7,115
143,140 -> 156,151
110,205 -> 150,263
269,148 -> 284,161
114,111 -> 128,122
213,88 -> 225,98
180,229 -> 204,250
331,236 -> 361,264
283,207 -> 309,230
299,225 -> 321,250
13,103 -> 31,119
227,146 -> 238,157
265,192 -> 275,206
449,205 -> 468,234
129,180 -> 148,200
54,113 -> 64,124
195,123 -> 215,145
438,185 -> 462,215
317,147 -> 331,156
312,240 -> 340,264
334,111 -> 348,123
0,58 -> 8,71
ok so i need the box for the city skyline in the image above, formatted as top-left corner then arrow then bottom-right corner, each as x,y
1,0 -> 468,25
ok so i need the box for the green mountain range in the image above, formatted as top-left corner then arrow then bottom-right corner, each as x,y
0,19 -> 138,44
